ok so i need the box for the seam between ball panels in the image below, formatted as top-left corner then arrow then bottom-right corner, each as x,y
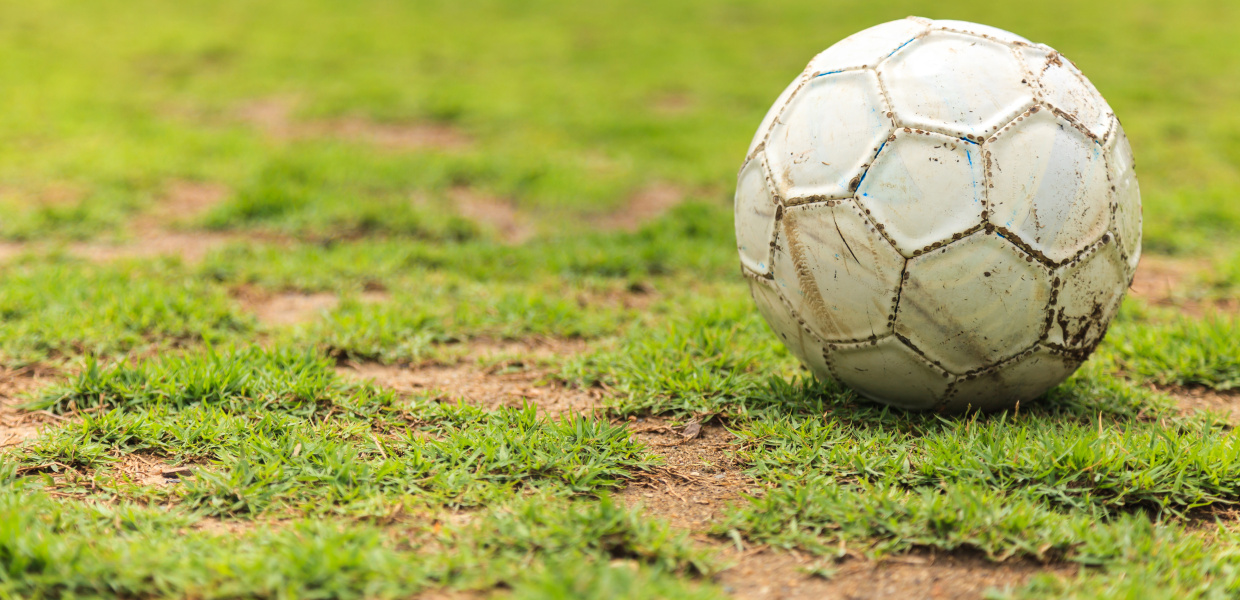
744,75 -> 808,165
781,198 -> 899,344
744,265 -> 839,378
1010,45 -> 1046,105
890,331 -> 953,375
758,151 -> 783,277
907,223 -> 985,259
930,23 -> 1036,48
872,25 -> 931,72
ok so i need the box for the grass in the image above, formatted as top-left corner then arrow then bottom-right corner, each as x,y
0,488 -> 721,599
0,0 -> 1238,597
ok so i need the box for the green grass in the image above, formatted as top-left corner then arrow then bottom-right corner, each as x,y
20,347 -> 656,512
0,488 -> 722,599
1,0 -> 1239,597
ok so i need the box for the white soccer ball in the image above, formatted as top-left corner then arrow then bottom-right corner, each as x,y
736,17 -> 1141,411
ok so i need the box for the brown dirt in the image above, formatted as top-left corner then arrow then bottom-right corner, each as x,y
0,366 -> 60,449
59,180 -> 243,264
0,241 -> 26,262
715,548 -> 1069,600
233,286 -> 341,327
150,181 -> 230,223
595,183 -> 688,232
620,416 -> 1064,599
651,91 -> 695,115
337,338 -> 598,416
239,98 -> 471,152
1129,256 -> 1238,315
449,186 -> 534,244
107,452 -> 196,487
71,230 -> 240,263
619,417 -> 753,529
0,179 -> 243,265
1163,385 -> 1240,423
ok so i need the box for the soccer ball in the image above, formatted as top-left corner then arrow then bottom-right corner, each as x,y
736,17 -> 1141,411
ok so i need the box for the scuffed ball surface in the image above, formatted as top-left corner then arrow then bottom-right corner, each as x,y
736,17 -> 1141,411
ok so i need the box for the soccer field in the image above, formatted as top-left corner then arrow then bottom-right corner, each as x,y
1,0 -> 1238,597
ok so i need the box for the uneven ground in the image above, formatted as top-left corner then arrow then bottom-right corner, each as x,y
1,0 -> 1240,598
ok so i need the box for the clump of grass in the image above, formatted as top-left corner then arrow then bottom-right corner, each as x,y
0,260 -> 250,364
0,489 -> 722,599
29,346 -> 351,415
1108,314 -> 1240,390
21,346 -> 657,513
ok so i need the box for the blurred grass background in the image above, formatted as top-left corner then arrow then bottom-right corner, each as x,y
0,0 -> 1236,253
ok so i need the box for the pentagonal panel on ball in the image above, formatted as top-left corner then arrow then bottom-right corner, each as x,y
734,155 -> 778,275
986,108 -> 1110,263
896,231 -> 1052,374
746,75 -> 803,159
940,346 -> 1080,412
806,18 -> 928,75
748,278 -> 832,381
1047,237 -> 1126,350
765,70 -> 892,200
1107,121 -> 1141,279
772,200 -> 904,342
856,129 -> 985,257
879,31 -> 1034,140
832,336 -> 950,410
1017,46 -> 1112,141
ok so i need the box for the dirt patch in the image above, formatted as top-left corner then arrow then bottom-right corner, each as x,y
239,98 -> 471,152
338,339 -> 596,416
150,181 -> 229,223
72,231 -> 239,263
623,417 -> 1068,599
0,366 -> 60,449
651,91 -> 695,115
449,186 -> 534,244
0,179 -> 241,265
1129,256 -> 1237,315
619,417 -> 753,529
1162,385 -> 1240,423
594,183 -> 688,232
62,179 -> 244,264
233,286 -> 340,327
716,547 -> 1069,600
0,241 -> 28,262
107,452 -> 197,487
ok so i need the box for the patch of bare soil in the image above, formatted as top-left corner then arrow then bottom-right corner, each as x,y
0,366 -> 60,449
651,91 -> 695,115
69,179 -> 248,264
449,186 -> 534,244
716,548 -> 1069,600
72,231 -> 239,263
594,183 -> 688,232
619,417 -> 752,529
108,452 -> 196,488
1129,256 -> 1238,315
239,98 -> 471,152
620,416 -> 1066,599
1162,385 -> 1240,423
337,339 -> 597,416
233,286 -> 341,327
0,241 -> 27,262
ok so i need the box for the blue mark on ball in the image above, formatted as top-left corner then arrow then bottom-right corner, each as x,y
814,70 -> 843,78
886,38 -> 916,58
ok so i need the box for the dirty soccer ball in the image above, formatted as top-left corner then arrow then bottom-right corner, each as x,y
736,17 -> 1141,411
